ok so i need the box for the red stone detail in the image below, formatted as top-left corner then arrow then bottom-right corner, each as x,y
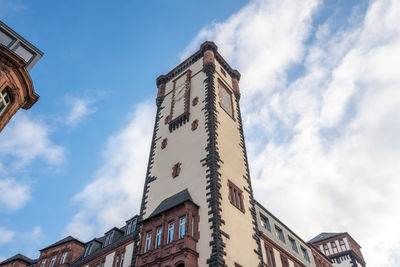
157,83 -> 166,98
203,49 -> 215,66
164,115 -> 171,125
192,97 -> 199,106
191,120 -> 198,131
136,201 -> 199,267
161,138 -> 168,149
232,77 -> 240,95
172,162 -> 182,178
0,46 -> 39,131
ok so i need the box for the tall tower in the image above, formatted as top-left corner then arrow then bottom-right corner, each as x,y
135,42 -> 264,267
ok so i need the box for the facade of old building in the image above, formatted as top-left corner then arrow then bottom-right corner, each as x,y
0,21 -> 42,132
308,233 -> 366,267
0,41 -> 366,267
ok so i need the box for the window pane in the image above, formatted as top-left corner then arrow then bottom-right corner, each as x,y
14,45 -> 34,62
0,30 -> 13,46
179,217 -> 186,238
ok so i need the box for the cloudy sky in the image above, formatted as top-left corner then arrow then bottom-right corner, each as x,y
1,0 -> 399,266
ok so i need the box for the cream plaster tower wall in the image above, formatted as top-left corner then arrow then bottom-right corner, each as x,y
135,42 -> 264,267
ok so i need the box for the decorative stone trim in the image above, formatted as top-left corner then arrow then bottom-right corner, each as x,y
233,90 -> 265,266
200,47 -> 229,267
192,97 -> 199,106
161,138 -> 168,150
172,163 -> 182,178
191,120 -> 198,131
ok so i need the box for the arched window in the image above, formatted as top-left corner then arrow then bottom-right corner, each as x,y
175,263 -> 184,267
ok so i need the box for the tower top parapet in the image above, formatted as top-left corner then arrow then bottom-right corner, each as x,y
156,41 -> 240,87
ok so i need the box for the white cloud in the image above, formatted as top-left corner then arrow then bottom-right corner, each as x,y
65,96 -> 98,127
0,227 -> 15,245
0,113 -> 64,167
65,102 -> 154,240
0,178 -> 31,211
183,0 -> 400,266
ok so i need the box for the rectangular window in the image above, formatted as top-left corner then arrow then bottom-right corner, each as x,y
131,218 -> 137,232
218,81 -> 234,118
60,252 -> 68,264
0,88 -> 10,116
289,237 -> 298,252
167,222 -> 174,244
144,232 -> 152,252
155,227 -> 162,248
339,239 -> 345,245
40,259 -> 47,267
323,244 -> 329,250
261,215 -> 271,232
126,222 -> 132,235
228,181 -> 245,213
331,241 -> 337,247
114,256 -> 119,267
301,247 -> 310,262
265,245 -> 275,267
275,226 -> 285,243
191,216 -> 195,236
49,256 -> 57,267
0,29 -> 15,46
84,243 -> 93,257
179,217 -> 186,239
119,254 -> 124,267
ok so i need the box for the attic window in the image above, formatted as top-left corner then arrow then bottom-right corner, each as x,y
104,231 -> 114,247
84,243 -> 93,257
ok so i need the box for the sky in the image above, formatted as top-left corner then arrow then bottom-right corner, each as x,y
0,0 -> 399,266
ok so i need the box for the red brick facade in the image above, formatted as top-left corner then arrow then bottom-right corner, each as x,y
136,202 -> 199,267
0,46 -> 39,131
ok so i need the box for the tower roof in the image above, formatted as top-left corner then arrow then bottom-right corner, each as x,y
144,189 -> 198,222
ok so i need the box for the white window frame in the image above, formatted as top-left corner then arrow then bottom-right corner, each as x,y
0,87 -> 10,116
40,259 -> 47,267
155,227 -> 162,248
179,217 -> 186,239
167,222 -> 174,244
60,252 -> 68,264
145,232 -> 152,252
49,256 -> 57,267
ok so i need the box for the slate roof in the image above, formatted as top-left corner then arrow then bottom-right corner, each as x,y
40,236 -> 84,251
144,189 -> 198,222
308,232 -> 344,243
0,254 -> 35,265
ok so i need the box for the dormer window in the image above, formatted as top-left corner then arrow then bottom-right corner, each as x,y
84,242 -> 93,257
104,231 -> 114,247
126,218 -> 137,235
0,88 -> 11,116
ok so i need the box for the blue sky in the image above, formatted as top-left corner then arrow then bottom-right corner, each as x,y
1,0 -> 400,266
